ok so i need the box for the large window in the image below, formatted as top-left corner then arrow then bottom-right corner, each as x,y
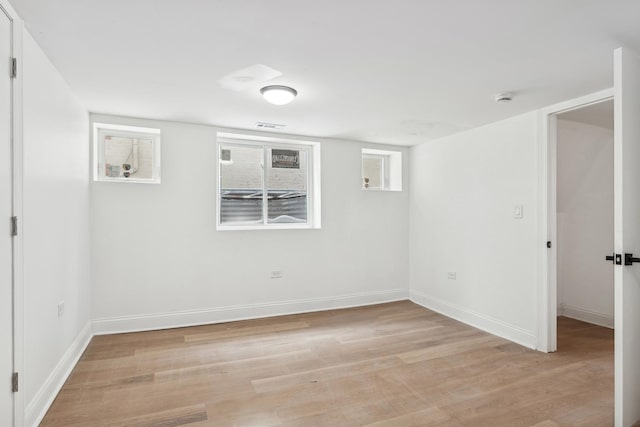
217,133 -> 321,230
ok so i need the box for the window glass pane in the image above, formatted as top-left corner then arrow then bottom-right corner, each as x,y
267,148 -> 307,223
104,135 -> 154,180
362,156 -> 383,189
219,145 -> 264,225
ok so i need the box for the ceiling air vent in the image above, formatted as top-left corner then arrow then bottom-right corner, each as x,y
256,122 -> 286,130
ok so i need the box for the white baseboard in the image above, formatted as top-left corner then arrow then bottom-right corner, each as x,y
92,289 -> 409,335
25,321 -> 93,427
558,304 -> 614,329
410,290 -> 536,350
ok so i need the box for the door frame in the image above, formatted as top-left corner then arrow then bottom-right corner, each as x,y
537,88 -> 614,353
0,0 -> 23,425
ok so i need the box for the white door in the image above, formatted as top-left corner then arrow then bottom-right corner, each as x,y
0,6 -> 13,427
614,47 -> 640,427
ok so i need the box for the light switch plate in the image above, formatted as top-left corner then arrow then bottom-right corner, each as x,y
513,204 -> 523,219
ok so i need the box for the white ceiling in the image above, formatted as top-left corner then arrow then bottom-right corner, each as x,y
11,0 -> 640,145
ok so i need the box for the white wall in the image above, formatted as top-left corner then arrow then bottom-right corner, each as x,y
22,31 -> 91,425
556,119 -> 614,327
409,112 -> 539,348
90,114 -> 410,333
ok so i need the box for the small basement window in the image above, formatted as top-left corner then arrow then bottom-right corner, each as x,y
217,133 -> 321,230
362,148 -> 402,191
93,123 -> 161,184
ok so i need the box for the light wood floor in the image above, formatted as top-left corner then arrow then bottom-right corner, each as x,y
41,301 -> 613,426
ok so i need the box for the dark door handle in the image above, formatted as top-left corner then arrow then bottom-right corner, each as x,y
606,254 -> 622,265
625,253 -> 640,265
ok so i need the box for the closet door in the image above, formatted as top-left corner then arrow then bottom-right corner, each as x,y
613,46 -> 640,427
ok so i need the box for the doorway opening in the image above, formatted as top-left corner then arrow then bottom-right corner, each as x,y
541,96 -> 617,422
554,99 -> 615,347
538,89 -> 613,354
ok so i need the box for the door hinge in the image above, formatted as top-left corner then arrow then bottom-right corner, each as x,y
11,216 -> 17,236
11,58 -> 16,79
12,372 -> 18,393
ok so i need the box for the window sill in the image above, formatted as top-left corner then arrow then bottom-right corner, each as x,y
361,188 -> 402,192
216,223 -> 319,231
95,177 -> 161,184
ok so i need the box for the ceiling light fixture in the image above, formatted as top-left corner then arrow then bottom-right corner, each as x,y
260,85 -> 298,105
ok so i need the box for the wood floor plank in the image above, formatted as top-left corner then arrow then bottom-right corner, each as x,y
184,321 -> 310,343
362,406 -> 454,427
251,354 -> 405,394
397,334 -> 504,364
120,404 -> 208,427
40,302 -> 613,426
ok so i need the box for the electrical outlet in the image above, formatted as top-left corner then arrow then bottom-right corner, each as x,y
447,272 -> 457,280
271,270 -> 283,279
57,301 -> 65,317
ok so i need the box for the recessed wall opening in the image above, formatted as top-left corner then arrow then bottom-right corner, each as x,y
554,99 -> 614,349
93,123 -> 162,184
361,148 -> 402,191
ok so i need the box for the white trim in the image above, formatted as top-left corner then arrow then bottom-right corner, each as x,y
25,322 -> 92,427
410,290 -> 536,350
216,223 -> 315,232
558,304 -> 614,329
11,20 -> 24,427
92,289 -> 408,335
539,89 -> 614,117
92,122 -> 160,135
537,89 -> 614,353
361,148 -> 397,157
218,131 -> 318,147
0,1 -> 25,425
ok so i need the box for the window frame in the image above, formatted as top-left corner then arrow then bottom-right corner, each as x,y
361,148 -> 403,192
216,133 -> 321,231
93,123 -> 162,184
362,153 -> 387,190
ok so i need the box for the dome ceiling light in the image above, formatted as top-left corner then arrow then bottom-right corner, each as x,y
260,85 -> 298,105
